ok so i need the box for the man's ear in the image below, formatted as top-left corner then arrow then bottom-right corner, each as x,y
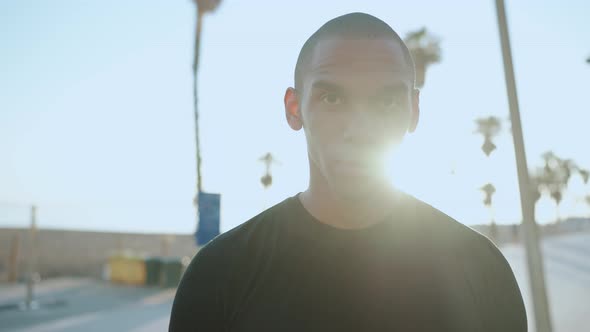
284,87 -> 303,131
408,88 -> 420,133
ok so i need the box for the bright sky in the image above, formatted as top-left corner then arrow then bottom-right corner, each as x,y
1,0 -> 589,234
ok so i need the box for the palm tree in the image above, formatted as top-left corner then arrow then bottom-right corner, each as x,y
404,28 -> 441,88
579,168 -> 590,185
475,116 -> 502,156
559,158 -> 577,186
541,151 -> 561,174
529,167 -> 559,239
529,171 -> 544,205
192,0 -> 221,199
474,116 -> 502,241
577,168 -> 590,218
540,151 -> 566,222
258,153 -> 279,189
480,183 -> 498,241
529,168 -> 552,237
538,152 -> 584,223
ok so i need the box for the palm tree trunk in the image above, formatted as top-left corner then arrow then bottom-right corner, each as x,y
193,10 -> 204,194
487,205 -> 497,243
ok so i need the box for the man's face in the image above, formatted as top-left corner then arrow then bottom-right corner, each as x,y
287,38 -> 418,197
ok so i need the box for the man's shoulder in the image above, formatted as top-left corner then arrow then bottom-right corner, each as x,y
400,192 -> 496,252
408,198 -> 527,331
401,196 -> 527,330
170,197 -> 296,331
195,195 -> 293,259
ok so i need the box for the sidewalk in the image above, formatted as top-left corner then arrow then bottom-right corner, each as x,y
0,278 -> 93,307
0,278 -> 175,332
501,232 -> 590,332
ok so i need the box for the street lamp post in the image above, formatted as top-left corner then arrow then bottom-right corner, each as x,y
495,1 -> 552,331
25,205 -> 38,310
191,0 -> 221,211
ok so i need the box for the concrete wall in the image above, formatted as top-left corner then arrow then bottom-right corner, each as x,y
1,218 -> 588,281
0,228 -> 198,280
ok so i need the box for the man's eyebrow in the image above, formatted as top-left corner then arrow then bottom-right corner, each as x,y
378,83 -> 409,94
310,80 -> 345,93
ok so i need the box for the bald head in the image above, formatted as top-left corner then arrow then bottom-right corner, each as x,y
294,13 -> 415,92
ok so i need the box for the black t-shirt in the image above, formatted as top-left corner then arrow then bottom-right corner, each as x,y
169,192 -> 527,331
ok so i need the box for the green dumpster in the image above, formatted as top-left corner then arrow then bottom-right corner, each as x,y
144,257 -> 162,286
161,257 -> 183,288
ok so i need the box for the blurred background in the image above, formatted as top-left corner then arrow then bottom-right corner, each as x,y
1,0 -> 589,331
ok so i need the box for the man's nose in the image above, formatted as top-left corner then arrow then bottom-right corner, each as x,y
342,102 -> 379,145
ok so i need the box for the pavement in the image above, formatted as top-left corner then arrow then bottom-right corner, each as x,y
0,279 -> 174,332
1,231 -> 589,332
502,231 -> 590,332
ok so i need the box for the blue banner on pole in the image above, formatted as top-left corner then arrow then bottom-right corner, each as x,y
196,192 -> 221,246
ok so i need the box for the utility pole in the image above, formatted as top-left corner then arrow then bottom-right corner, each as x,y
495,1 -> 552,331
25,205 -> 38,310
8,233 -> 20,283
191,0 -> 221,231
193,7 -> 204,195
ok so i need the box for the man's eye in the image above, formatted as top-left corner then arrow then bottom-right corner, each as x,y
375,95 -> 404,110
320,93 -> 342,105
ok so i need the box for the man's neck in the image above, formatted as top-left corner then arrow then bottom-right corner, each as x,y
299,179 -> 400,230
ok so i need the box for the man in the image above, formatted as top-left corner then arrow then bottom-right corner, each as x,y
170,12 -> 527,331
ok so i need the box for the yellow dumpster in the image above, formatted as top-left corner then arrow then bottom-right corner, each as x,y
108,254 -> 146,285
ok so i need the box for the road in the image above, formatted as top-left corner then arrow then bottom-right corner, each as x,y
502,232 -> 590,332
1,232 -> 588,332
0,279 -> 174,332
